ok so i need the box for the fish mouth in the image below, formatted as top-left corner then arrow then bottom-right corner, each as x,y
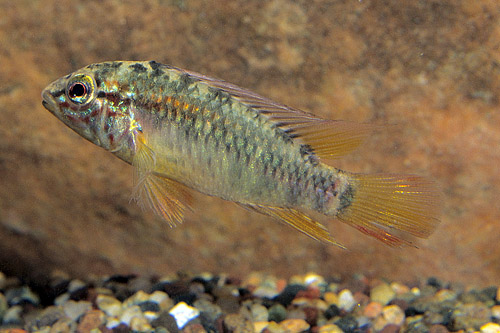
41,89 -> 58,114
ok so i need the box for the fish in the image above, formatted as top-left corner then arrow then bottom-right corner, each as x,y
41,61 -> 441,248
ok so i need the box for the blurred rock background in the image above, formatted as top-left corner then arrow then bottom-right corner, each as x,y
0,0 -> 498,287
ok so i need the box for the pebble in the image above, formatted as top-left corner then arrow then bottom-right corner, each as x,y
3,305 -> 23,325
279,318 -> 310,332
492,305 -> 500,319
50,317 -> 74,332
338,289 -> 356,311
429,324 -> 450,333
481,322 -> 500,333
268,303 -> 287,322
266,321 -> 286,333
323,291 -> 338,305
150,311 -> 179,332
76,309 -> 106,332
254,321 -> 269,332
250,303 -> 268,321
0,272 -> 6,289
26,306 -> 66,330
378,323 -> 398,333
169,301 -> 200,329
129,314 -> 153,331
62,300 -> 92,321
0,270 -> 497,332
382,304 -> 405,326
193,298 -> 222,323
243,272 -> 281,298
0,292 -> 7,319
67,279 -> 86,293
184,322 -> 208,333
318,323 -> 343,332
123,290 -> 150,307
150,290 -> 174,310
95,294 -> 123,317
363,301 -> 383,318
303,272 -> 326,288
120,304 -> 145,325
335,315 -> 358,332
5,286 -> 40,306
451,301 -> 492,331
434,289 -> 457,302
373,315 -> 389,331
371,282 -> 396,305
223,313 -> 254,332
390,282 -> 410,295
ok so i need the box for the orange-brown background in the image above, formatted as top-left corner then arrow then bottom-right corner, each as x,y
0,0 -> 498,287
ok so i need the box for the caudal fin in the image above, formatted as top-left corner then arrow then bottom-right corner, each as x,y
337,174 -> 442,247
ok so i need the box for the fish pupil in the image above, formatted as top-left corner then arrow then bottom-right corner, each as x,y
68,82 -> 86,99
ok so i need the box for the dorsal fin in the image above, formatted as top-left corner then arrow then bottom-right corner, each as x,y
176,67 -> 375,159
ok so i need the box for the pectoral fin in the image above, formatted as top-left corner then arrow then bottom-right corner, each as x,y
241,204 -> 344,248
131,133 -> 192,227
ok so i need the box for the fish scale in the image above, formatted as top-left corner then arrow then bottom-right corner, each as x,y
42,60 -> 441,248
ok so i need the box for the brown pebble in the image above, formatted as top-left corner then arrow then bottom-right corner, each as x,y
380,323 -> 400,333
389,298 -> 408,311
303,307 -> 318,326
76,309 -> 106,332
183,323 -> 208,333
109,323 -> 130,333
296,287 -> 321,299
354,291 -> 370,306
223,313 -> 254,333
429,324 -> 450,333
364,301 -> 383,318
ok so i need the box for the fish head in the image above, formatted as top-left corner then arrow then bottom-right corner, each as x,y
42,65 -> 136,156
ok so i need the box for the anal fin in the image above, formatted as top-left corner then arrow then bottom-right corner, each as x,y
241,204 -> 345,248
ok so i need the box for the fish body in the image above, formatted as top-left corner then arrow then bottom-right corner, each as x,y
42,61 -> 441,247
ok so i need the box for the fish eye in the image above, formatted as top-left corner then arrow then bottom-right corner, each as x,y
66,74 -> 95,105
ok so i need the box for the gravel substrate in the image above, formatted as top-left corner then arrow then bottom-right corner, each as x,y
0,271 -> 499,332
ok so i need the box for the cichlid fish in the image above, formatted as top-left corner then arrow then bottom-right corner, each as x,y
42,61 -> 441,248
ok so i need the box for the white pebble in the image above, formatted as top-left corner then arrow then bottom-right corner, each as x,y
338,289 -> 356,311
169,301 -> 200,329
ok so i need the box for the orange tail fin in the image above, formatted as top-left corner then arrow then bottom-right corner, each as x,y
337,174 -> 442,247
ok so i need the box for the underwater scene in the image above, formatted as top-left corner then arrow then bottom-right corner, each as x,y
0,0 -> 499,332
